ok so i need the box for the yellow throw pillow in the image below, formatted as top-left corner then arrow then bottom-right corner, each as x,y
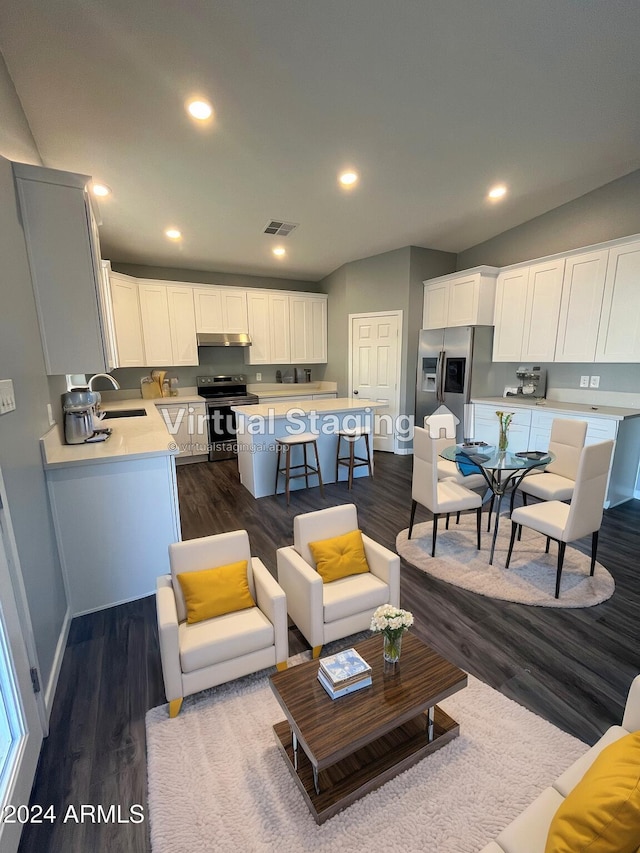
177,560 -> 255,624
308,529 -> 370,583
545,730 -> 640,853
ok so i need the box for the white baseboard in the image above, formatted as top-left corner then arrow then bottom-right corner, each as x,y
44,606 -> 71,725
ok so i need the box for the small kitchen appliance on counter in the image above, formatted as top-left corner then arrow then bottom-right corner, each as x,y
197,376 -> 260,461
62,390 -> 112,445
515,365 -> 546,398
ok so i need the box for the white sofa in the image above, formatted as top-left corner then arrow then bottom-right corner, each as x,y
481,674 -> 640,853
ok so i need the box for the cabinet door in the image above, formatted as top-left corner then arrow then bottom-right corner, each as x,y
14,166 -> 108,375
492,268 -> 529,361
221,289 -> 249,333
98,261 -> 118,370
555,250 -> 608,362
245,292 -> 272,364
157,404 -> 191,457
423,281 -> 449,330
193,287 -> 223,332
448,273 -> 480,327
139,282 -> 173,366
522,259 -> 564,362
596,241 -> 640,362
167,286 -> 197,366
307,297 -> 327,362
109,273 -> 145,367
289,297 -> 308,362
269,293 -> 291,363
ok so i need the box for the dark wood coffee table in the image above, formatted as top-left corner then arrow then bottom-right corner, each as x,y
269,633 -> 467,824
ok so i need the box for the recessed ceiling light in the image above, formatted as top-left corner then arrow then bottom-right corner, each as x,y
488,184 -> 507,200
165,228 -> 182,240
91,183 -> 111,197
339,170 -> 359,188
272,247 -> 286,257
186,98 -> 213,121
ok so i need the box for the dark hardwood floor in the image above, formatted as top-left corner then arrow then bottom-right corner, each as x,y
19,453 -> 640,852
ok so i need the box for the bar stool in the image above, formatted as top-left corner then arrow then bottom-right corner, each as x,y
274,433 -> 324,505
335,427 -> 373,490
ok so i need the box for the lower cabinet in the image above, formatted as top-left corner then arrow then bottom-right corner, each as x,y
472,403 -> 640,508
156,402 -> 207,461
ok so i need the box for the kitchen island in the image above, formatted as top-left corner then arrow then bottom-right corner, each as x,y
233,397 -> 384,498
41,399 -> 181,615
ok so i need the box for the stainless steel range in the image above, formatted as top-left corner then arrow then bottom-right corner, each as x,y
197,375 -> 260,461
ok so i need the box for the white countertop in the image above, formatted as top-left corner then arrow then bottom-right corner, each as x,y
247,381 -> 338,398
41,399 -> 181,469
472,396 -> 640,421
232,396 -> 385,418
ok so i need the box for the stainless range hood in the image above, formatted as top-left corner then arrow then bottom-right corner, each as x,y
196,332 -> 252,347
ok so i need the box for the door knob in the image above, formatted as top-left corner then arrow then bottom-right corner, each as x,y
353,390 -> 359,395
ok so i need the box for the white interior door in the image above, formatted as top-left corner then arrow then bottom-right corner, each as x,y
350,312 -> 401,452
0,508 -> 44,853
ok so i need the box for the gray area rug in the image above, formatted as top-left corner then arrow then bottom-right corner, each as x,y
396,514 -> 615,607
146,657 -> 587,852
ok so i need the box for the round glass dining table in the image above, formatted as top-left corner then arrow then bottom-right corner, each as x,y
439,444 -> 555,565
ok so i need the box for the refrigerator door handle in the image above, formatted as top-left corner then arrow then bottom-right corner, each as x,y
436,351 -> 445,402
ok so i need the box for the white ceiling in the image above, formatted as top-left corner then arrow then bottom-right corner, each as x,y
1,0 -> 639,281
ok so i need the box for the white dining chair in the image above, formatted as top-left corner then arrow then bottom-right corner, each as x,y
409,426 -> 483,556
425,412 -> 487,491
506,440 -> 614,598
516,418 -> 588,505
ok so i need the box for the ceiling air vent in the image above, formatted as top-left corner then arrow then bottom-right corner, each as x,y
263,220 -> 298,236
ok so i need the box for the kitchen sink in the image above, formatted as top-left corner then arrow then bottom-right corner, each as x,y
101,409 -> 148,419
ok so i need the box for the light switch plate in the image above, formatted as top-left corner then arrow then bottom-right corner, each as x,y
590,375 -> 600,388
0,379 -> 16,414
580,375 -> 589,388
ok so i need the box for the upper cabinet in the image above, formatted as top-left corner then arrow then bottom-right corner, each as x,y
13,163 -> 108,375
492,267 -> 529,361
193,286 -> 248,333
108,270 -> 145,367
596,241 -> 640,362
555,250 -> 608,362
422,267 -> 498,330
289,295 -> 328,363
139,281 -> 198,366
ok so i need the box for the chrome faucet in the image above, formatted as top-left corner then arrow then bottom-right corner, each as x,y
87,373 -> 120,392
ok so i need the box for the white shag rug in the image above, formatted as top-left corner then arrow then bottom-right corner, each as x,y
397,514 -> 615,607
146,664 -> 587,853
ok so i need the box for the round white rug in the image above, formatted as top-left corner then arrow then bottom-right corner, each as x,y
396,513 -> 614,607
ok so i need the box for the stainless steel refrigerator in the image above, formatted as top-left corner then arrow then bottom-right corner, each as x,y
415,326 -> 494,441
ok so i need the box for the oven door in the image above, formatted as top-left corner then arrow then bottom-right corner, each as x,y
206,403 -> 239,461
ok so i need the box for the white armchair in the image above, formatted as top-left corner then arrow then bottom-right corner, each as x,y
276,504 -> 400,658
157,530 -> 288,717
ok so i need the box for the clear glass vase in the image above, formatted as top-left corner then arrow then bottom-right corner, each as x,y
498,425 -> 509,452
383,632 -> 402,663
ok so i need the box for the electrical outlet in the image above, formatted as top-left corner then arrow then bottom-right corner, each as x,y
580,376 -> 589,388
0,379 -> 16,414
590,375 -> 600,388
256,372 -> 262,381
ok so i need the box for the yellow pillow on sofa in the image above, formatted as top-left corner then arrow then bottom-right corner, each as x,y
308,529 -> 370,583
177,560 -> 255,624
545,730 -> 640,853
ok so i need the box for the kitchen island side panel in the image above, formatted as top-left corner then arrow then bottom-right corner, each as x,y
46,454 -> 181,615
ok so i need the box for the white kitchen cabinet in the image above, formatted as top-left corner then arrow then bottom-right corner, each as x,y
555,250 -> 608,362
109,271 -> 145,367
492,268 -> 530,362
139,281 -> 197,366
157,401 -> 207,460
194,286 -> 248,333
596,241 -> 640,362
98,260 -> 118,370
473,405 -> 531,453
422,267 -> 498,330
167,285 -> 198,366
245,290 -> 291,364
493,259 -> 564,362
13,163 -> 109,375
290,295 -> 328,363
521,258 -> 565,362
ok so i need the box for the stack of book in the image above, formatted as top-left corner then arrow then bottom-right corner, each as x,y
317,648 -> 372,699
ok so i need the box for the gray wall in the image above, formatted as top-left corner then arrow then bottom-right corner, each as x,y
319,246 -> 456,415
0,53 -> 41,165
457,168 -> 640,396
0,153 -> 68,691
